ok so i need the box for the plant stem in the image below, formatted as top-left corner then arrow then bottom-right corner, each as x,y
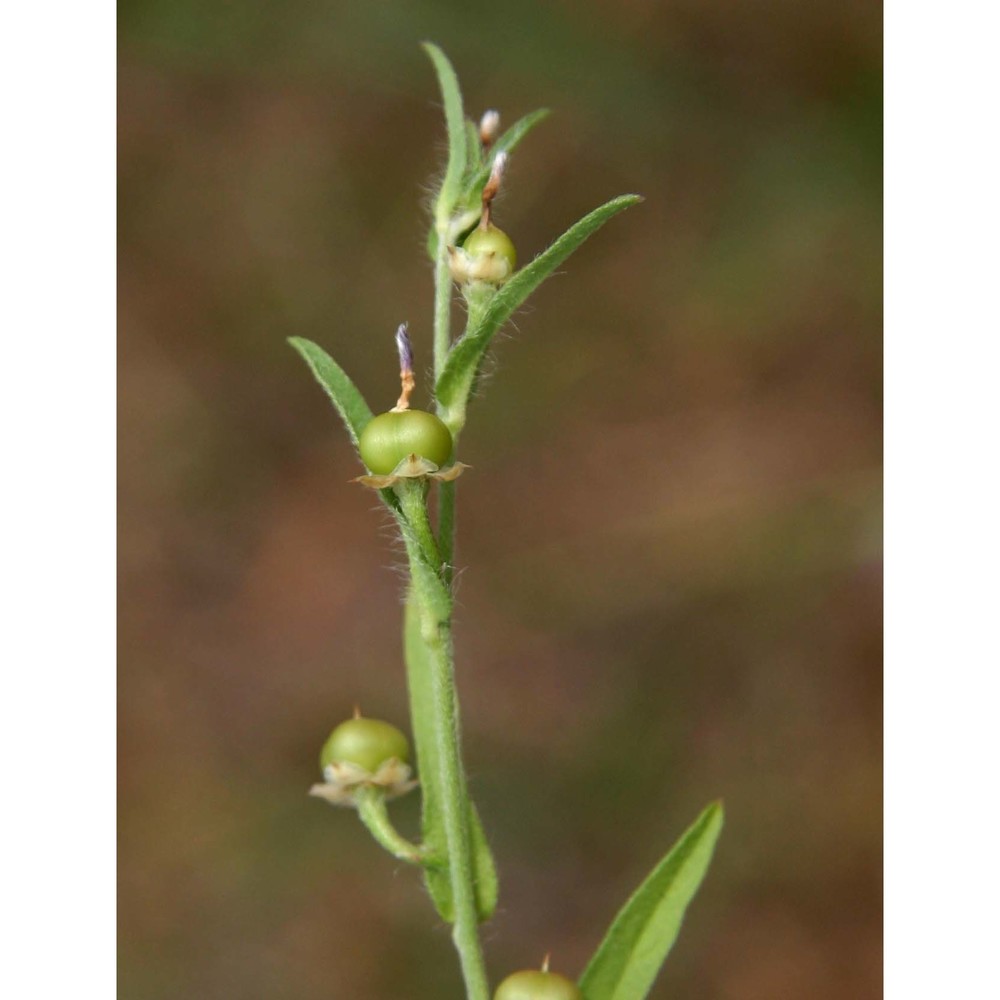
355,786 -> 436,867
433,241 -> 453,383
400,481 -> 444,571
435,284 -> 495,583
433,227 -> 460,585
438,480 -> 456,585
413,231 -> 488,995
439,287 -> 491,438
396,482 -> 490,1000
419,610 -> 489,1000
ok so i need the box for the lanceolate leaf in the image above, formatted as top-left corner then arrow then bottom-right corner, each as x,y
422,42 -> 467,226
436,194 -> 643,419
468,800 -> 499,920
288,337 -> 373,446
404,600 -> 498,923
464,118 -> 484,176
578,802 -> 724,1000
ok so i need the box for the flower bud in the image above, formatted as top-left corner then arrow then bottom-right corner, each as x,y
479,109 -> 501,148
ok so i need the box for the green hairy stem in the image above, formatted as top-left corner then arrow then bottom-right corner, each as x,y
355,786 -> 435,867
396,481 -> 490,1000
293,42 -> 722,1000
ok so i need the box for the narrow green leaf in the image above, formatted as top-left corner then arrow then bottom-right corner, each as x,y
288,337 -> 373,446
469,800 -> 499,920
466,108 -> 551,195
464,117 -> 484,176
435,194 -> 643,417
422,42 -> 466,225
404,600 -> 498,922
578,802 -> 724,1000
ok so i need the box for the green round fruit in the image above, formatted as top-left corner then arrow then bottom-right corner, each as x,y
463,223 -> 517,279
357,409 -> 453,475
494,970 -> 583,1000
319,717 -> 410,775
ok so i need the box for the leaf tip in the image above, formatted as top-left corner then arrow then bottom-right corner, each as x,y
287,336 -> 311,358
698,800 -> 725,841
420,40 -> 447,64
288,336 -> 321,364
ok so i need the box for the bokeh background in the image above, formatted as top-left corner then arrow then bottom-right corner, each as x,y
119,2 -> 882,997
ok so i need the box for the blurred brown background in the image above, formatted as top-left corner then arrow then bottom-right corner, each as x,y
119,2 -> 882,997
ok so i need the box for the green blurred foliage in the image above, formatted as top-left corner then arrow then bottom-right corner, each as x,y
119,2 -> 881,997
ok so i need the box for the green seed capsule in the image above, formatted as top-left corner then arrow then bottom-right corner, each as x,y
357,409 -> 453,475
319,718 -> 410,776
461,223 -> 517,283
494,970 -> 583,1000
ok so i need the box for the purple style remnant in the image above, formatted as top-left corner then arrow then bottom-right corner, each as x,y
395,323 -> 414,377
